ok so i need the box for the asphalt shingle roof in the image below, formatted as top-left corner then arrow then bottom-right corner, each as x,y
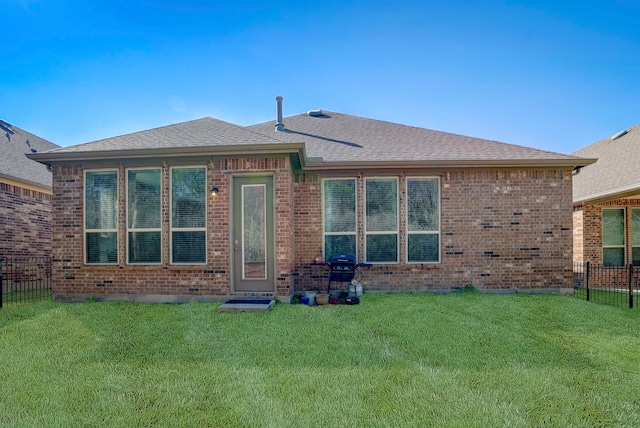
248,111 -> 587,164
45,117 -> 285,154
572,123 -> 640,203
31,111 -> 591,170
0,119 -> 59,188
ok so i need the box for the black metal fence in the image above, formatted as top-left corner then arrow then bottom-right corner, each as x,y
573,262 -> 640,309
0,257 -> 52,307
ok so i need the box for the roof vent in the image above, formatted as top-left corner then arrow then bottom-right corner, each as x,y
307,109 -> 323,117
610,129 -> 628,140
275,96 -> 284,132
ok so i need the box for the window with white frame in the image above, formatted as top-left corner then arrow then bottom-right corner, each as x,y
365,178 -> 398,263
602,208 -> 625,266
323,178 -> 357,259
171,167 -> 206,264
85,170 -> 118,264
407,177 -> 440,263
127,168 -> 162,264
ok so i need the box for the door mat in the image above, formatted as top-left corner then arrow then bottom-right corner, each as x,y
225,299 -> 273,305
218,299 -> 275,313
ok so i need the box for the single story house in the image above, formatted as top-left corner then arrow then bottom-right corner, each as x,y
28,97 -> 594,302
0,119 -> 59,257
572,123 -> 640,266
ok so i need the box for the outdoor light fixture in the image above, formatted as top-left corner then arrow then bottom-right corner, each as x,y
210,186 -> 219,197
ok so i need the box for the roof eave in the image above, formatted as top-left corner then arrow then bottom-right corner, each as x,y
300,158 -> 597,171
27,144 -> 595,173
27,143 -> 308,163
0,173 -> 52,192
574,185 -> 640,205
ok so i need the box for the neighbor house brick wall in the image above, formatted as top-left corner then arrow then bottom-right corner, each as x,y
580,198 -> 640,265
50,157 -> 295,302
292,169 -> 574,293
0,182 -> 52,257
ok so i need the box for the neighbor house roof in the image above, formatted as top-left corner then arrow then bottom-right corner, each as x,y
248,111 -> 594,169
28,111 -> 594,171
0,119 -> 59,189
572,123 -> 640,204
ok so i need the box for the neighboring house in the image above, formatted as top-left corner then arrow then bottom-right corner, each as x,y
28,98 -> 594,302
572,124 -> 640,266
0,119 -> 59,257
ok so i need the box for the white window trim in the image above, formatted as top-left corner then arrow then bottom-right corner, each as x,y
364,177 -> 399,264
322,177 -> 358,260
406,176 -> 441,264
126,167 -> 162,265
84,169 -> 119,265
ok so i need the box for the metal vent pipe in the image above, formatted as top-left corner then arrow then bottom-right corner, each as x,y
275,96 -> 284,132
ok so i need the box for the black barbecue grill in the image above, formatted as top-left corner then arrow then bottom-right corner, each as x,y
326,254 -> 371,294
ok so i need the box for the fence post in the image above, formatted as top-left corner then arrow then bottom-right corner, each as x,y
629,264 -> 634,309
585,261 -> 590,301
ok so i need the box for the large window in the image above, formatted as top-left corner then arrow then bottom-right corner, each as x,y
127,169 -> 161,264
365,178 -> 398,263
171,167 -> 206,264
323,179 -> 357,259
602,208 -> 625,266
85,170 -> 118,264
322,176 -> 441,264
407,178 -> 440,263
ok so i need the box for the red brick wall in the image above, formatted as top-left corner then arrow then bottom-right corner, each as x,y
573,206 -> 583,264
293,169 -> 574,293
579,199 -> 640,265
0,182 -> 52,257
50,158 -> 295,302
50,163 -> 576,301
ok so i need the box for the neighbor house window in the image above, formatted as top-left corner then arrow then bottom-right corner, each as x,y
323,178 -> 357,259
407,177 -> 440,263
602,208 -> 625,266
365,178 -> 398,263
127,168 -> 161,264
632,209 -> 640,266
171,167 -> 206,264
85,170 -> 118,264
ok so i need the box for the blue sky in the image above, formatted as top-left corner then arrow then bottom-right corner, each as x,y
3,0 -> 640,153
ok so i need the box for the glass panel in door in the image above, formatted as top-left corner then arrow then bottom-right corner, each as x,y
242,184 -> 267,279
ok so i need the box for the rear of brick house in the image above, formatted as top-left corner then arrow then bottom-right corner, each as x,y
29,101 -> 594,302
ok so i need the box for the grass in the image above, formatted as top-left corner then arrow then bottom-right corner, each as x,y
2,292 -> 640,427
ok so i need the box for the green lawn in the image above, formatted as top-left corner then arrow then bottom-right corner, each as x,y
1,292 -> 640,427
